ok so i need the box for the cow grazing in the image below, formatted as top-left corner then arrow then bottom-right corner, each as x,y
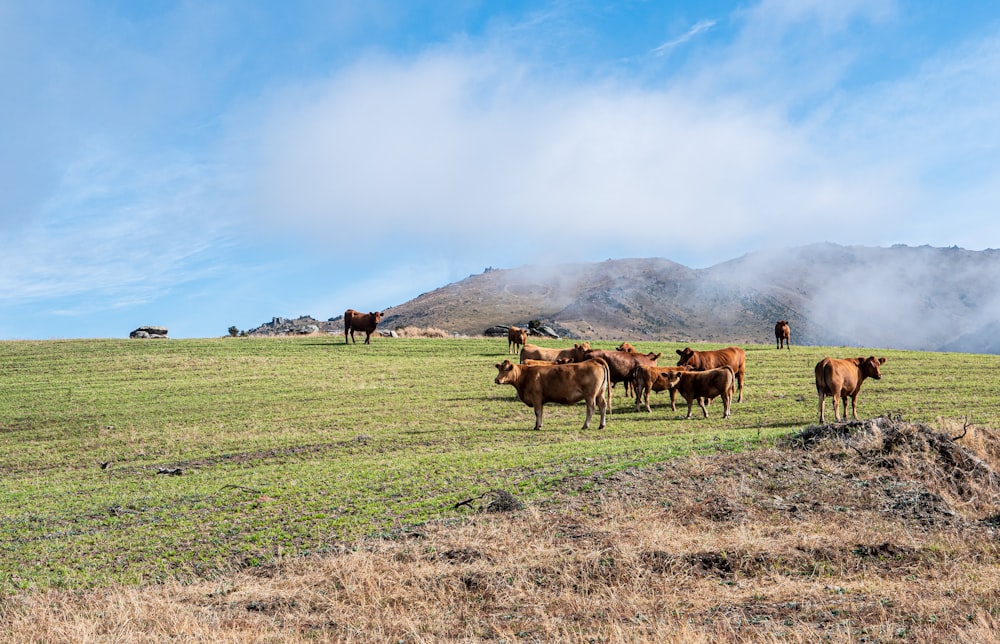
344,309 -> 383,345
519,342 -> 590,364
507,326 -> 528,354
775,320 -> 791,351
584,349 -> 659,396
631,364 -> 691,412
676,346 -> 746,402
814,356 -> 887,423
494,358 -> 611,430
663,366 -> 736,419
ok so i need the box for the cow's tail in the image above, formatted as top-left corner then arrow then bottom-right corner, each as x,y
595,357 -> 612,417
723,364 -> 737,396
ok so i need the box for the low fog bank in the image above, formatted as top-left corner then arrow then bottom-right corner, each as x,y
711,243 -> 1000,351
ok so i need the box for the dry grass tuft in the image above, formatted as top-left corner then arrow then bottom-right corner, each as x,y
392,326 -> 454,338
3,417 -> 1000,642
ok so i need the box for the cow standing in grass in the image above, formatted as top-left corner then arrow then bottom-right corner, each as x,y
344,309 -> 383,345
584,348 -> 660,397
507,326 -> 528,354
775,320 -> 791,351
676,346 -> 746,402
494,358 -> 611,430
631,364 -> 691,412
663,366 -> 736,419
519,342 -> 590,364
814,356 -> 887,423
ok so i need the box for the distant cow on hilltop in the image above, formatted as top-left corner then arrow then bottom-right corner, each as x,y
344,309 -> 383,345
775,320 -> 791,351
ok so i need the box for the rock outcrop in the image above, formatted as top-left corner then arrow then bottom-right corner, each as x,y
130,326 -> 168,339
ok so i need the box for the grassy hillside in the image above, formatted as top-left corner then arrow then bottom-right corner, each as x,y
1,336 -> 998,593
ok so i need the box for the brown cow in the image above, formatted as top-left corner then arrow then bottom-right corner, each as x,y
494,358 -> 611,430
676,346 -> 746,402
631,364 -> 691,412
507,326 -> 528,354
663,366 -> 736,419
616,342 -> 637,353
344,309 -> 383,344
584,349 -> 660,396
519,342 -> 590,364
814,356 -> 887,423
522,358 -> 572,366
775,320 -> 791,351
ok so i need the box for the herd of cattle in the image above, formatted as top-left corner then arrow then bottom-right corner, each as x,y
343,311 -> 887,431
494,323 -> 886,431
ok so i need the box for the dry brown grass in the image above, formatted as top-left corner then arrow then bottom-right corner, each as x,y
392,326 -> 454,338
3,418 -> 1000,642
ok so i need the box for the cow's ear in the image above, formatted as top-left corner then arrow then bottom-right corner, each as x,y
878,357 -> 887,364
494,363 -> 502,369
676,349 -> 683,356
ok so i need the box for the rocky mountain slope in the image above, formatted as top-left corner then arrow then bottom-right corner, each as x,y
377,243 -> 1000,353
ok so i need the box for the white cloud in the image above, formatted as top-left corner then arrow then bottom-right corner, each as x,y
650,19 -> 717,56
234,33 -> 919,268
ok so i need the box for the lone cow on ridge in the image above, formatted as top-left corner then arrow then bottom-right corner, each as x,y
344,309 -> 383,345
775,320 -> 790,351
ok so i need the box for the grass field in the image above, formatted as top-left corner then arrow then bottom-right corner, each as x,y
1,335 -> 999,594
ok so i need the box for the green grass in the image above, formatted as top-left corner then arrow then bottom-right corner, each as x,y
0,336 -> 998,591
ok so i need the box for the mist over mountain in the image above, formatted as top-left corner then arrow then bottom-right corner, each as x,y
379,243 -> 1000,353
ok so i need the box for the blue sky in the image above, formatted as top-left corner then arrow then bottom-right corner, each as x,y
4,1 -> 1000,339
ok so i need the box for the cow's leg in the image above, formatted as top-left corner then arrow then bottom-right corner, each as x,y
736,371 -> 744,403
597,393 -> 608,429
832,396 -> 841,422
818,392 -> 826,423
582,397 -> 595,430
723,393 -> 732,418
345,327 -> 350,344
849,395 -> 858,420
698,398 -> 709,418
669,389 -> 677,411
533,404 -> 544,430
685,398 -> 694,419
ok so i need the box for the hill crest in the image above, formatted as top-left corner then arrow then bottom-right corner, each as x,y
378,244 -> 1000,353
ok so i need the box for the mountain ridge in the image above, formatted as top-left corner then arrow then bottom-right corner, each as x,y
377,243 -> 1000,353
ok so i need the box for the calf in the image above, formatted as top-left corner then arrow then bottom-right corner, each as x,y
507,326 -> 528,354
344,309 -> 383,345
775,320 -> 791,351
519,342 -> 590,364
814,356 -> 887,423
494,358 -> 611,430
663,366 -> 736,419
631,364 -> 691,412
676,346 -> 746,402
